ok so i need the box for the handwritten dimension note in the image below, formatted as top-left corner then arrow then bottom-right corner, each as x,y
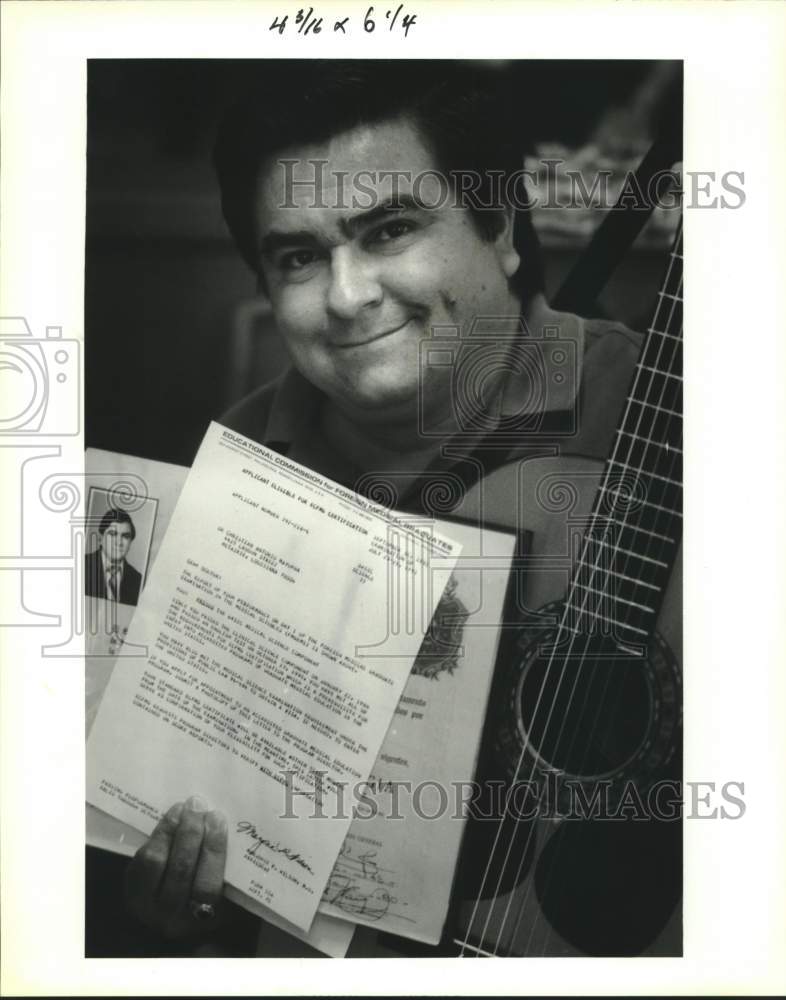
268,5 -> 417,37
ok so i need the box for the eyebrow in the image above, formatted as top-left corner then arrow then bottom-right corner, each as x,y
258,195 -> 426,257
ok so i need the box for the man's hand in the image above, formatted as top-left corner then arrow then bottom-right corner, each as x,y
125,795 -> 229,942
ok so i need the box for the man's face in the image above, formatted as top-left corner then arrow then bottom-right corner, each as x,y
253,118 -> 521,423
100,522 -> 133,564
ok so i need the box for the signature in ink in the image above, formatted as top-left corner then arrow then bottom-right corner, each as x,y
321,843 -> 401,920
323,873 -> 397,921
236,820 -> 314,875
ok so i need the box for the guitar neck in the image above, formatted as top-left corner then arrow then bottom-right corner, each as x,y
566,222 -> 683,644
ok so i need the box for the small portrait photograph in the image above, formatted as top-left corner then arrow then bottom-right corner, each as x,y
84,487 -> 158,607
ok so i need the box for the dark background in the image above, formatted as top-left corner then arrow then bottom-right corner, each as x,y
85,60 -> 681,467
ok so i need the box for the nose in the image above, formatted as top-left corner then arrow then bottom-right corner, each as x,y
325,246 -> 383,320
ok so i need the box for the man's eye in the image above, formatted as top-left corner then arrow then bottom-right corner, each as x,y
279,249 -> 318,271
369,219 -> 417,244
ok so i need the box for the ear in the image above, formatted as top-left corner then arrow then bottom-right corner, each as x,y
492,205 -> 521,280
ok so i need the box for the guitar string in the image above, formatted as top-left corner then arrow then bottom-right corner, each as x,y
526,256 -> 683,957
459,221 -> 682,956
500,261 -> 683,958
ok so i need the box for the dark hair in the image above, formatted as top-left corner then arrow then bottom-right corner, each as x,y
98,508 -> 136,540
213,60 -> 544,302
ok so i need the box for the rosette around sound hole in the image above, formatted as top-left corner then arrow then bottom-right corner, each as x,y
494,602 -> 680,801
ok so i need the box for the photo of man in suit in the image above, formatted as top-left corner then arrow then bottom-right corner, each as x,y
84,508 -> 143,607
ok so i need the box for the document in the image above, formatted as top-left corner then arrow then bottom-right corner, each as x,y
83,449 -> 354,956
318,519 -> 516,944
86,422 -> 461,931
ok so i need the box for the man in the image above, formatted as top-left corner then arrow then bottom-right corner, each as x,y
113,61 -> 666,956
84,507 -> 143,607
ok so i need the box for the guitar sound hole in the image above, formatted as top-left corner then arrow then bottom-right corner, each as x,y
517,638 -> 652,779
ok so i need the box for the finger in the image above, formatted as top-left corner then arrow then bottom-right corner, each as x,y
156,795 -> 208,915
190,809 -> 228,909
126,801 -> 184,912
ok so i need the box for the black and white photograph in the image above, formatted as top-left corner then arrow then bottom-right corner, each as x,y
1,2 -> 785,997
83,54 -> 686,959
84,487 -> 157,607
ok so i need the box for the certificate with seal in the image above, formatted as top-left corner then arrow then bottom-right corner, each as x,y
86,422 -> 461,931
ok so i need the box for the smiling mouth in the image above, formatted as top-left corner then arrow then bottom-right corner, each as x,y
333,320 -> 412,349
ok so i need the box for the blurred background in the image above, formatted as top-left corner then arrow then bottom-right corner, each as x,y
85,59 -> 682,466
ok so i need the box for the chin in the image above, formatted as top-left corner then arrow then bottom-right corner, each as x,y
340,373 -> 420,417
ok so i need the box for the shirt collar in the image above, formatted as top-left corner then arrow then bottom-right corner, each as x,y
261,297 -> 585,451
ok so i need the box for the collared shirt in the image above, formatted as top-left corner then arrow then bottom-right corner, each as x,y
220,297 -> 642,512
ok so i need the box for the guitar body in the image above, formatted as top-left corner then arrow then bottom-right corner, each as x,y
445,453 -> 683,957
